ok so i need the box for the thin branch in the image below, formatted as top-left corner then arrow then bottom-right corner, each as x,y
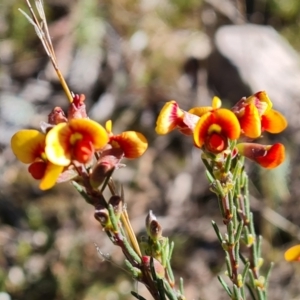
22,0 -> 73,103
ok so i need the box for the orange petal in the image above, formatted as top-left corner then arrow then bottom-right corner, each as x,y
68,119 -> 109,150
285,245 -> 300,262
214,109 -> 241,140
155,101 -> 184,135
237,143 -> 285,169
111,131 -> 148,158
39,163 -> 64,190
11,130 -> 45,163
261,109 -> 287,134
238,103 -> 261,139
46,122 -> 72,166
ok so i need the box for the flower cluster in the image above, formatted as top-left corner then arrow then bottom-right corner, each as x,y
11,94 -> 148,190
155,91 -> 287,169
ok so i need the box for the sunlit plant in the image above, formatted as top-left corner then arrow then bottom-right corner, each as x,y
11,1 -> 289,299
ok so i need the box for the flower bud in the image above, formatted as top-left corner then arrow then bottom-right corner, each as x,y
90,147 -> 124,188
48,107 -> 67,124
142,256 -> 165,279
254,276 -> 265,289
68,94 -> 88,120
94,205 -> 110,227
146,210 -> 163,241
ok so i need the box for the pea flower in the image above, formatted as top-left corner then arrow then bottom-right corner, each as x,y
284,245 -> 300,262
45,118 -> 109,166
236,142 -> 285,169
11,130 -> 64,190
232,91 -> 287,139
155,101 -> 199,135
105,120 -> 148,158
88,122 -> 148,188
192,97 -> 241,153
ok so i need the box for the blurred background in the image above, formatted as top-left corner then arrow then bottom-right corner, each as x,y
1,0 -> 300,299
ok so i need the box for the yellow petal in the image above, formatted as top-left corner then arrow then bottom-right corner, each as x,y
40,163 -> 64,190
105,120 -> 113,134
46,123 -> 72,166
11,130 -> 45,163
155,101 -> 184,135
212,96 -> 222,109
188,106 -> 212,117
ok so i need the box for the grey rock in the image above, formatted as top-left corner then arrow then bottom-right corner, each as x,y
214,24 -> 300,129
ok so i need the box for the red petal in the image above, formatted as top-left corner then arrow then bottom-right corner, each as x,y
206,133 -> 227,153
237,143 -> 285,169
255,143 -> 285,168
73,138 -> 94,163
28,161 -> 47,180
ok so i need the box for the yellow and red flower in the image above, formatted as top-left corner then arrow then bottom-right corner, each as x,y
11,130 -> 64,190
284,245 -> 300,262
236,142 -> 285,169
105,120 -> 148,159
45,118 -> 109,166
155,101 -> 199,136
232,91 -> 287,139
192,97 -> 240,153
